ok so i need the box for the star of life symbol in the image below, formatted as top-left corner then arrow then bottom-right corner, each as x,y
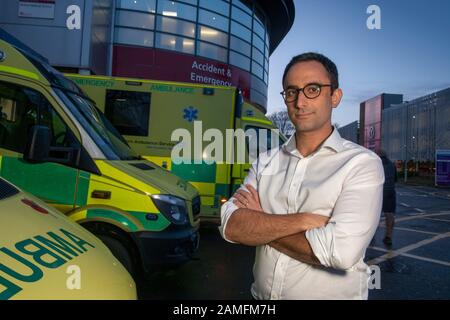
183,106 -> 198,122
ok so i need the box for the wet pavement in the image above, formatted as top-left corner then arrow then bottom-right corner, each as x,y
137,223 -> 255,300
367,184 -> 450,299
137,184 -> 450,300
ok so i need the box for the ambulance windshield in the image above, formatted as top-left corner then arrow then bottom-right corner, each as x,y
54,88 -> 140,160
20,51 -> 140,160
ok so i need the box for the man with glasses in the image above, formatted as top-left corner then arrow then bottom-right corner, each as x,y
220,52 -> 385,300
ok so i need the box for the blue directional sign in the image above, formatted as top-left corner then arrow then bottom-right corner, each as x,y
436,150 -> 450,187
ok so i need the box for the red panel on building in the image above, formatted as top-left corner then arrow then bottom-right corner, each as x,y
112,45 -> 251,99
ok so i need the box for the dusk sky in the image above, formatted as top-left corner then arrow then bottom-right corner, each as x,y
267,0 -> 450,127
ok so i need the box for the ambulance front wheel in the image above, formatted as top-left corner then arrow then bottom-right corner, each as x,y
98,234 -> 135,276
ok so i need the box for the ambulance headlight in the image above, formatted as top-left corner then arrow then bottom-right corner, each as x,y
151,194 -> 188,225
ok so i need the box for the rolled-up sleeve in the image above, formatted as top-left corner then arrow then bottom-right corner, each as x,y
305,154 -> 385,270
219,161 -> 258,243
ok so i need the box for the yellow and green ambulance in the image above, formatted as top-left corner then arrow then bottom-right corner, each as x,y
0,177 -> 136,300
67,74 -> 284,219
0,34 -> 200,276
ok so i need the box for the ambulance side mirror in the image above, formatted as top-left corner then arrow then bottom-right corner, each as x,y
23,125 -> 99,175
24,125 -> 51,163
24,125 -> 81,166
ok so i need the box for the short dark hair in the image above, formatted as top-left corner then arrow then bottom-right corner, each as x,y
282,52 -> 339,90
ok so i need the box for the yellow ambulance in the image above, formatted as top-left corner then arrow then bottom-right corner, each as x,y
66,74 -> 284,219
0,33 -> 200,276
0,177 -> 136,300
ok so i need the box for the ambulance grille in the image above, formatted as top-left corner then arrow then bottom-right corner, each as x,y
192,196 -> 201,219
0,178 -> 20,200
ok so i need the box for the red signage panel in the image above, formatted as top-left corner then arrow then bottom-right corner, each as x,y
112,45 -> 251,99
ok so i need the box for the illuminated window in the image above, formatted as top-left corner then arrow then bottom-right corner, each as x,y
198,25 -> 228,47
157,0 -> 197,21
155,32 -> 195,54
156,15 -> 196,38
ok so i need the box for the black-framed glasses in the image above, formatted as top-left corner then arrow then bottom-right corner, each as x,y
280,83 -> 332,102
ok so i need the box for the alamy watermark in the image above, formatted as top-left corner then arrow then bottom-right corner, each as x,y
171,121 -> 281,168
65,5 -> 81,30
367,5 -> 382,30
368,265 -> 381,290
66,265 -> 81,290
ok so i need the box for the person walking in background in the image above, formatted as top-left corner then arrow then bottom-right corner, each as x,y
379,150 -> 397,246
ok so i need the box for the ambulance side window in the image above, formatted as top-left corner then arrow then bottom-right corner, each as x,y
104,89 -> 151,136
0,81 -> 77,153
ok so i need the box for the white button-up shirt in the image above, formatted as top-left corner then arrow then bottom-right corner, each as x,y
220,128 -> 384,300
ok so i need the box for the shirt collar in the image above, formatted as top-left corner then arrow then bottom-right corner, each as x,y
322,126 -> 345,153
282,126 -> 345,157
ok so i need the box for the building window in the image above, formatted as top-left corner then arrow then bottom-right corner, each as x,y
105,90 -> 151,136
157,0 -> 197,22
252,47 -> 264,66
114,0 -> 271,88
198,9 -> 229,32
155,32 -> 195,54
229,51 -> 250,71
117,0 -> 156,13
252,61 -> 263,79
252,33 -> 264,52
197,41 -> 228,62
230,35 -> 251,56
232,0 -> 252,15
230,21 -> 251,42
231,5 -> 251,28
253,16 -> 265,37
198,25 -> 228,47
115,10 -> 155,30
177,0 -> 198,5
156,15 -> 196,38
115,27 -> 154,47
199,0 -> 230,17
